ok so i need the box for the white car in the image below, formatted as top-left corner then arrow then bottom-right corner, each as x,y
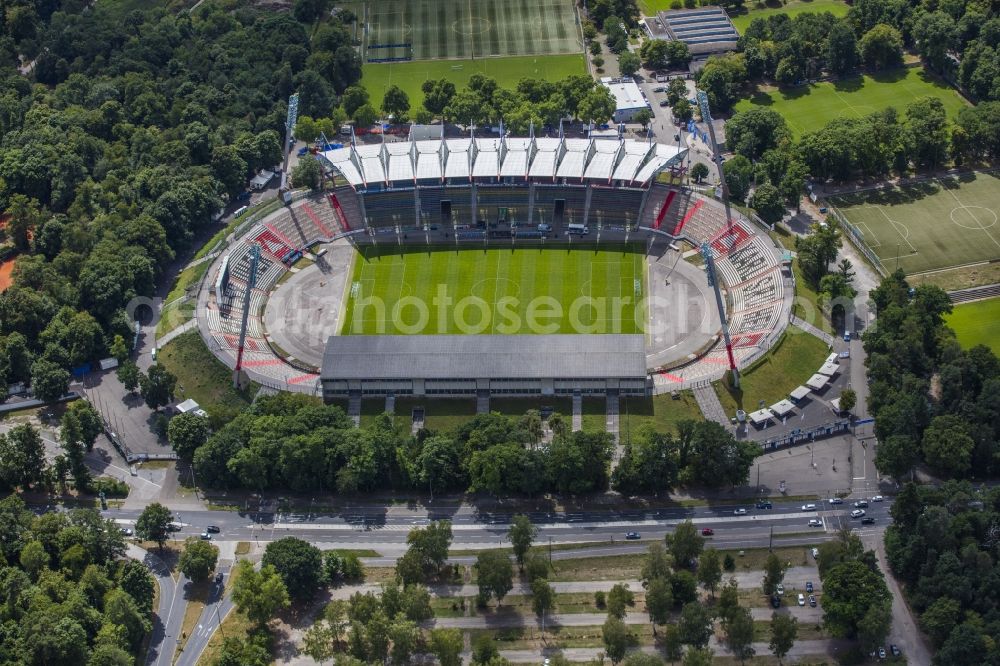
797,593 -> 805,606
850,509 -> 866,519
733,508 -> 747,516
828,497 -> 843,505
811,547 -> 819,558
872,495 -> 884,502
808,519 -> 823,527
801,504 -> 817,511
776,584 -> 784,596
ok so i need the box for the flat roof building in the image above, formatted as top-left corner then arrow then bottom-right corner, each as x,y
321,334 -> 649,398
599,78 -> 651,124
644,6 -> 739,56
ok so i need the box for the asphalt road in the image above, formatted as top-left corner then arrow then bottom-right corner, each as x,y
175,563 -> 235,666
129,544 -> 184,666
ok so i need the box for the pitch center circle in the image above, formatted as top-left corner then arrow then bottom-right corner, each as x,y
470,277 -> 521,299
950,205 -> 998,230
453,17 -> 491,36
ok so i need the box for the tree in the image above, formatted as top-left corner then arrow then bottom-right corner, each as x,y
682,648 -> 714,666
262,536 -> 324,600
531,578 -> 555,620
120,560 -> 155,613
769,612 -> 798,664
475,550 -> 514,606
30,357 -> 69,402
291,156 -> 324,190
294,0 -> 331,23
697,548 -> 722,596
399,520 -> 452,584
341,86 -> 370,117
619,51 -> 641,77
821,560 -> 891,640
913,10 -> 957,72
839,388 -> 857,414
750,183 -> 786,225
607,582 -> 635,619
508,514 -> 536,570
639,39 -> 670,69
602,615 -> 630,664
389,619 -> 418,665
232,560 -> 290,628
0,424 -> 46,490
672,98 -> 693,122
723,606 -> 755,663
139,364 -> 176,411
422,79 -> 457,115
353,103 -> 378,127
722,155 -> 754,201
860,24 -> 904,71
19,540 -> 48,579
663,624 -> 684,663
762,553 -> 786,595
429,628 -> 463,666
921,414 -> 974,477
168,413 -> 210,460
135,502 -> 172,551
795,223 -> 842,286
905,97 -> 950,170
666,520 -> 704,567
716,578 -> 740,624
677,601 -> 713,648
666,41 -> 692,68
726,108 -> 790,160
633,108 -> 653,129
524,548 -> 550,582
645,576 -> 673,629
690,162 -> 710,183
381,85 -> 410,121
211,145 -> 249,197
826,22 -> 859,76
179,537 -> 219,582
116,359 -> 140,393
578,86 -> 617,124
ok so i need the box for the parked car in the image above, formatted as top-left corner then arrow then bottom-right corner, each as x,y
801,504 -> 817,511
206,525 -> 221,533
200,532 -> 212,540
808,519 -> 823,527
652,86 -> 666,92
854,500 -> 869,508
872,495 -> 884,502
850,509 -> 866,519
625,531 -> 641,540
756,501 -> 772,509
120,528 -> 133,537
797,593 -> 805,606
776,584 -> 784,596
878,646 -> 887,659
811,547 -> 819,558
770,595 -> 781,608
215,572 -> 224,584
861,517 -> 876,525
828,497 -> 844,505
890,645 -> 901,657
809,594 -> 817,607
805,581 -> 813,593
733,508 -> 747,516
659,100 -> 670,107
701,528 -> 714,536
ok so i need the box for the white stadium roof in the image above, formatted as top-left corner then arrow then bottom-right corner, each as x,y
320,133 -> 687,188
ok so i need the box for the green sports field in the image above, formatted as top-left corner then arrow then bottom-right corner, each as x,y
342,243 -> 647,335
944,297 -> 1000,355
362,53 -> 587,110
728,0 -> 849,33
830,172 -> 1000,275
360,0 -> 582,61
734,66 -> 970,138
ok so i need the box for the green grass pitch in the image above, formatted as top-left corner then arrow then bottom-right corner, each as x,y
734,66 -> 970,138
362,54 -> 586,110
342,243 -> 647,335
360,0 -> 582,61
944,297 -> 1000,356
830,172 -> 1000,275
727,0 -> 849,33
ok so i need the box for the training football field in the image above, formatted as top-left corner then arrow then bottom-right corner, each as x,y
360,0 -> 583,61
830,172 -> 1000,275
944,297 -> 1000,355
342,243 -> 647,335
733,67 -> 969,138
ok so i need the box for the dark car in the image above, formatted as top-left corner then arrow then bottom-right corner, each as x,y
756,501 -> 772,509
206,525 -> 221,533
890,645 -> 901,657
215,572 -> 224,584
805,581 -> 813,593
770,595 -> 781,609
861,517 -> 876,525
808,594 -> 817,607
659,100 -> 670,107
854,500 -> 869,508
701,528 -> 714,536
625,531 -> 641,540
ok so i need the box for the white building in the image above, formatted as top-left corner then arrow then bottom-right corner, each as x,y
600,77 -> 650,124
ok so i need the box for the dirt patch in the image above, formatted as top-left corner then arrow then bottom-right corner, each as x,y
0,260 -> 13,293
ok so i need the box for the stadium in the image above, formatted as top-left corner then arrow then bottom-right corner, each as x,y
195,126 -> 791,405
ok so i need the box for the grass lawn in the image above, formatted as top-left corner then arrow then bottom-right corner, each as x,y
581,397 -> 607,432
362,0 -> 582,61
944,297 -> 1000,355
618,390 -> 704,436
714,325 -> 830,415
362,54 -> 586,110
734,66 -> 970,138
791,260 -> 834,334
393,397 -> 478,433
490,397 -> 574,418
907,262 -> 1000,291
830,172 -> 1000,275
728,0 -> 850,33
342,243 -> 646,335
158,330 -> 259,426
469,624 -> 648,650
156,262 -> 210,337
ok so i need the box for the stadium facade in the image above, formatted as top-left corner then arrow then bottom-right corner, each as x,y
318,129 -> 689,237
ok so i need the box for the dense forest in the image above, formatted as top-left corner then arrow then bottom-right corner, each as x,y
0,0 -> 362,402
864,271 -> 1000,479
0,495 -> 152,665
179,392 -> 758,495
885,481 -> 1000,665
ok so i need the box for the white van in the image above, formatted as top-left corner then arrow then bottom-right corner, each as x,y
567,223 -> 589,235
234,206 -> 248,218
537,223 -> 552,232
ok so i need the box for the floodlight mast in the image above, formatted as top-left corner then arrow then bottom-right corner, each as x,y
234,244 -> 261,389
702,242 -> 740,388
695,90 -> 734,231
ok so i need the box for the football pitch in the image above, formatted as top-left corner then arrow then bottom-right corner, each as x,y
733,66 -> 969,138
362,54 -> 586,109
944,297 -> 1000,355
728,0 -> 849,32
342,243 -> 647,335
830,172 -> 1000,275
359,0 -> 583,61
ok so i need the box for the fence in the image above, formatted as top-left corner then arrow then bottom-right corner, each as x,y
826,205 -> 887,277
